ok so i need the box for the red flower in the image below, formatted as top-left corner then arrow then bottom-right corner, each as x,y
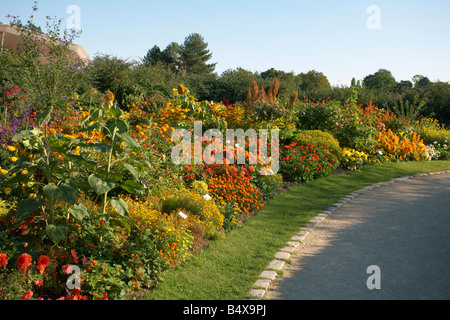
0,253 -> 8,268
71,250 -> 79,263
34,279 -> 44,287
36,255 -> 50,274
21,290 -> 33,300
248,166 -> 255,172
16,253 -> 32,273
96,291 -> 109,300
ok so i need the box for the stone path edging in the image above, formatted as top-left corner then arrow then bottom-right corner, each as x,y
248,169 -> 450,299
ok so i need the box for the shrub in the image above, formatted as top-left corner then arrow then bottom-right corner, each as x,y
254,174 -> 284,199
207,174 -> 264,214
342,147 -> 369,170
189,180 -> 209,195
375,129 -> 428,161
161,190 -> 224,240
414,118 -> 450,145
293,130 -> 344,161
278,142 -> 339,182
127,197 -> 194,265
295,100 -> 342,132
252,100 -> 289,122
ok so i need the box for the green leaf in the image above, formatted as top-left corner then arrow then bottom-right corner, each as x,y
121,180 -> 144,195
46,224 -> 67,245
111,198 -> 129,217
108,105 -> 123,118
18,198 -> 43,220
106,118 -> 128,136
88,174 -> 116,195
68,203 -> 90,221
116,132 -> 140,149
35,106 -> 54,126
12,128 -> 43,151
123,163 -> 139,181
64,154 -> 97,167
91,142 -> 112,153
119,218 -> 131,233
43,183 -> 78,206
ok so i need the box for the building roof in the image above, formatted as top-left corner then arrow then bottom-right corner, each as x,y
0,23 -> 91,63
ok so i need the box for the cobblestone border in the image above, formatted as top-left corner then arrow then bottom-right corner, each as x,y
248,170 -> 450,299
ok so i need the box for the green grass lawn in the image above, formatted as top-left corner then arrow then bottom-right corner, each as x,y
142,160 -> 450,300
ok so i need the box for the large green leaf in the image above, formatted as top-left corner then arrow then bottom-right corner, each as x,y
68,203 -> 90,221
88,174 -> 116,195
43,183 -> 78,206
46,224 -> 67,245
123,163 -> 139,181
111,198 -> 129,217
116,132 -> 140,149
121,180 -> 144,195
18,198 -> 44,220
35,106 -> 53,126
106,118 -> 129,136
64,154 -> 97,168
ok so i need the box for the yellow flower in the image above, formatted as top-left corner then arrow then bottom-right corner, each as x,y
21,170 -> 28,175
7,146 -> 16,152
0,168 -> 7,175
177,84 -> 188,95
10,157 -> 18,162
4,187 -> 12,195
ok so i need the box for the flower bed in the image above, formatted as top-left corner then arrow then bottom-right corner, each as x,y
0,82 -> 447,300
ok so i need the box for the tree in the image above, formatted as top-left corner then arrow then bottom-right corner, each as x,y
143,45 -> 164,66
423,81 -> 450,125
89,54 -> 133,106
363,69 -> 396,91
161,42 -> 181,73
180,33 -> 216,75
414,76 -> 431,89
396,80 -> 413,93
260,68 -> 286,80
297,70 -> 331,92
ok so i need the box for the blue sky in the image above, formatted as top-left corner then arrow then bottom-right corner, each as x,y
2,0 -> 450,86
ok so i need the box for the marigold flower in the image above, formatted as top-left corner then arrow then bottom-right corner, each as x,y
16,253 -> 32,273
10,157 -> 18,162
4,187 -> 12,195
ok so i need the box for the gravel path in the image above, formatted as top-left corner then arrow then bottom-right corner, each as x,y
263,172 -> 450,300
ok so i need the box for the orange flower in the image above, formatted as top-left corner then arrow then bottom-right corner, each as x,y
16,253 -> 32,273
36,255 -> 50,274
0,253 -> 8,268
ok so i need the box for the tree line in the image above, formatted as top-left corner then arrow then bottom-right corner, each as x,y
1,32 -> 449,126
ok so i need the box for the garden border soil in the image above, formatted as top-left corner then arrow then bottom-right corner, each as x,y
248,169 -> 450,299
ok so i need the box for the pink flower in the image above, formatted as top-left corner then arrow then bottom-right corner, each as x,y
82,256 -> 89,265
